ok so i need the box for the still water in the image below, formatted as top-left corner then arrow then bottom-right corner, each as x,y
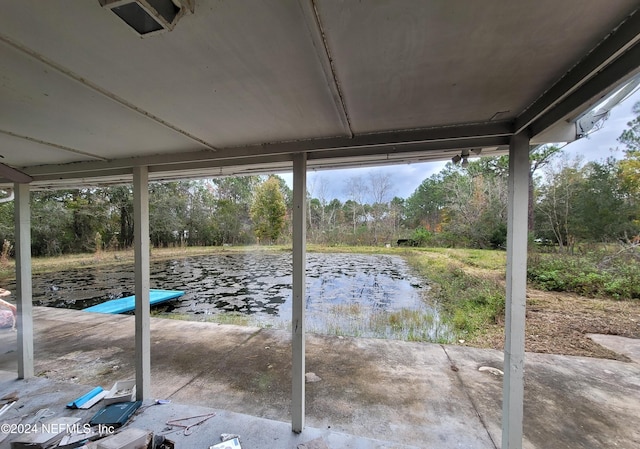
9,252 -> 451,341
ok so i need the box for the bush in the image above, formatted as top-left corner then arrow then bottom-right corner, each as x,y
411,227 -> 433,246
528,252 -> 640,299
489,223 -> 507,249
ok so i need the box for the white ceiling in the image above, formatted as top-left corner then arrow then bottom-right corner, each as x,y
1,0 -> 639,188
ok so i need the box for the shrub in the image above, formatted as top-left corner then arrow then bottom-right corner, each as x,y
411,227 -> 433,246
528,251 -> 640,299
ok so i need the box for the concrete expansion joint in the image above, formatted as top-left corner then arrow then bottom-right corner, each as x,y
440,345 -> 499,449
241,328 -> 263,346
166,328 -> 264,400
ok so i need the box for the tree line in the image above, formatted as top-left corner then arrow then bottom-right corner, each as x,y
1,102 -> 639,257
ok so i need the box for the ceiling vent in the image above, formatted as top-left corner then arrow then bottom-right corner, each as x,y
99,0 -> 194,36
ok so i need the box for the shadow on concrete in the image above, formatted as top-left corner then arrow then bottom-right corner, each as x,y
1,308 -> 639,448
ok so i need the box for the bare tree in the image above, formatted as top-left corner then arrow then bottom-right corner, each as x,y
536,155 -> 584,253
344,175 -> 369,235
368,172 -> 393,244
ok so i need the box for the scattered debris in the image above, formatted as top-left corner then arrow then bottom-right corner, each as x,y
165,412 -> 216,435
0,415 -> 23,445
221,433 -> 240,442
90,401 -> 142,428
95,427 -> 151,449
67,386 -> 107,409
10,417 -> 80,448
305,372 -> 322,383
0,400 -> 15,418
26,408 -> 55,425
210,437 -> 242,448
58,427 -> 101,448
104,380 -> 136,404
1,391 -> 19,403
478,366 -> 504,376
450,364 -> 459,372
152,435 -> 176,449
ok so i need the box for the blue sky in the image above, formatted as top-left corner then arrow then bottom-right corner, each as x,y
280,89 -> 640,202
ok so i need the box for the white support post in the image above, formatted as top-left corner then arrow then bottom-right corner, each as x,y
14,183 -> 33,379
502,132 -> 530,449
133,166 -> 151,399
291,153 -> 307,433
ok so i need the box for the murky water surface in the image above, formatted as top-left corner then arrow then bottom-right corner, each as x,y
8,252 -> 451,340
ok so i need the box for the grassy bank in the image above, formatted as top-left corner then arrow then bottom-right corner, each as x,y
403,248 -> 506,341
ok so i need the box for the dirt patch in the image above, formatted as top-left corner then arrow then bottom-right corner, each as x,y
467,289 -> 640,361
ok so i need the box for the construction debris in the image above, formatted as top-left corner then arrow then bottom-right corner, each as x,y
90,401 -> 142,428
67,387 -> 107,409
165,412 -> 216,435
103,381 -> 136,405
210,437 -> 242,449
95,427 -> 151,449
10,417 -> 80,449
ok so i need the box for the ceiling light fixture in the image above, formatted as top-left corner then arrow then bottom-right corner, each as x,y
99,0 -> 194,36
452,148 -> 481,168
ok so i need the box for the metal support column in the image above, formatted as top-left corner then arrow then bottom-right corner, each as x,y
15,183 -> 33,379
291,153 -> 307,433
502,132 -> 530,449
133,166 -> 151,399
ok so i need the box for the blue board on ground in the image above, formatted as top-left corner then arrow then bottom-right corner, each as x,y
82,289 -> 185,314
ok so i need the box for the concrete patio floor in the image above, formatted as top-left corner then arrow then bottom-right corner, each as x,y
0,307 -> 639,448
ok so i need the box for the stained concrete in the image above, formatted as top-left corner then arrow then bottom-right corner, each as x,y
1,307 -> 639,448
588,333 -> 640,363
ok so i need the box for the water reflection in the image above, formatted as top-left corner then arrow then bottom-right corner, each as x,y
7,252 -> 451,341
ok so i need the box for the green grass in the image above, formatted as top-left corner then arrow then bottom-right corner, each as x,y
413,247 -> 507,271
404,250 -> 505,339
151,310 -> 253,326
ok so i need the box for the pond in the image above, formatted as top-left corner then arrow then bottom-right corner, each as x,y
7,252 -> 452,342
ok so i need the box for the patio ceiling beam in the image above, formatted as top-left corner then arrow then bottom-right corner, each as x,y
515,10 -> 640,136
15,121 -> 512,181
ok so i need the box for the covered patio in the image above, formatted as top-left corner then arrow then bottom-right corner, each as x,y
1,1 -> 640,447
